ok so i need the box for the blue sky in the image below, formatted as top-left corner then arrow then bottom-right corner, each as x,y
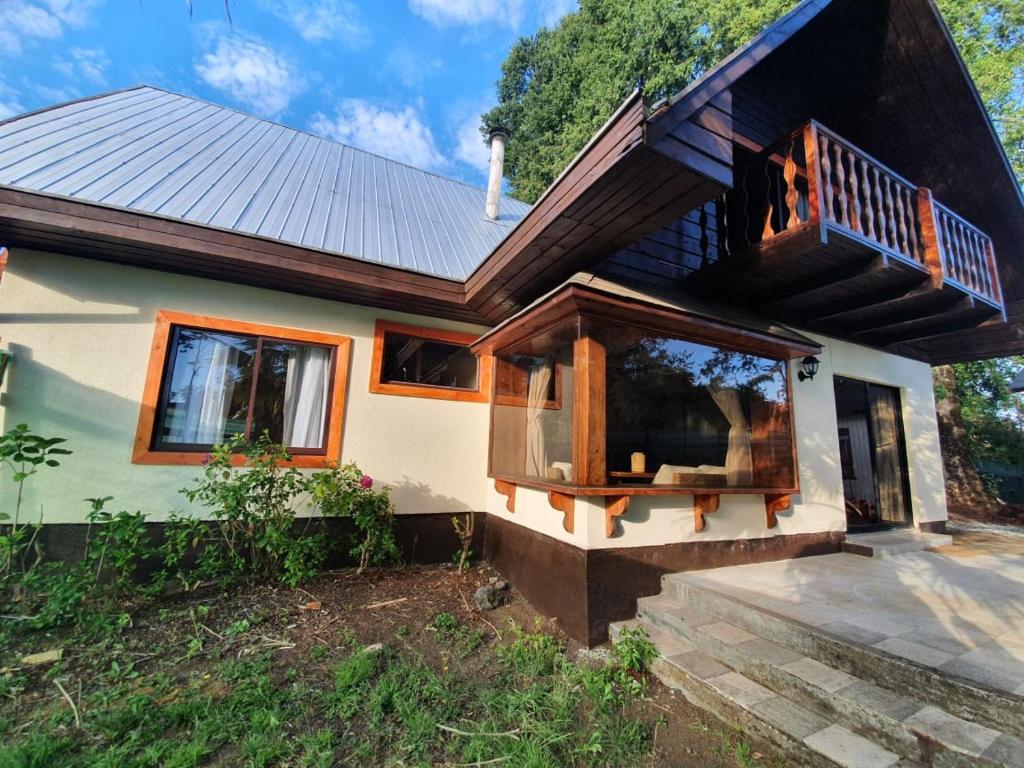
1,0 -> 577,186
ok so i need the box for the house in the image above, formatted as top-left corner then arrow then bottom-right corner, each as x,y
0,0 -> 1020,646
1013,369 -> 1024,393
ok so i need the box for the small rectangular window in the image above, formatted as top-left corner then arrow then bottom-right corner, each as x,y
134,312 -> 350,466
370,320 -> 491,403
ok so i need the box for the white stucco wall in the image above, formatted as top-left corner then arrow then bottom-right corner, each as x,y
0,250 -> 491,522
485,331 -> 948,550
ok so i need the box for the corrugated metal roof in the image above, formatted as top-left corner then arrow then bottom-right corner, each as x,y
0,85 -> 531,280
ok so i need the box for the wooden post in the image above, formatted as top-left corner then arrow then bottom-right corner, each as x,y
916,188 -> 945,289
803,122 -> 825,231
573,320 -> 606,487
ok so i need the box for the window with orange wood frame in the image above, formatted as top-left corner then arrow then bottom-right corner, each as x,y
369,320 -> 492,403
132,310 -> 351,467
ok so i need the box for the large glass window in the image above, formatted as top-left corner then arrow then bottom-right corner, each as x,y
594,321 -> 794,490
156,327 -> 334,452
490,321 -> 576,485
484,306 -> 800,494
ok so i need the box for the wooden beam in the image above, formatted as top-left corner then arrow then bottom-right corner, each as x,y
693,494 -> 720,533
547,491 -> 575,534
494,479 -> 516,513
572,321 -> 607,487
605,496 -> 630,538
757,255 -> 886,314
764,494 -> 791,528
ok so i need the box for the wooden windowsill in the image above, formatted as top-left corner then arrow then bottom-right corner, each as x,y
489,474 -> 799,498
131,450 -> 338,468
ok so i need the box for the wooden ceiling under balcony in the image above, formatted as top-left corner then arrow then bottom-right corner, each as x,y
689,121 -> 1006,353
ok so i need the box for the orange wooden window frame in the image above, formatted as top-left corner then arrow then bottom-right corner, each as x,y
132,310 -> 352,468
369,319 -> 492,404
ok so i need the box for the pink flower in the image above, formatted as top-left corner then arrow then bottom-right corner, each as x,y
360,475 -> 373,489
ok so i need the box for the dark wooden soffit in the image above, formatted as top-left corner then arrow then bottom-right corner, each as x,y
464,89 -> 734,324
0,186 -> 482,324
471,283 -> 821,360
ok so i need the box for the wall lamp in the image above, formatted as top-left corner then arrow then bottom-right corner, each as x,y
797,355 -> 820,382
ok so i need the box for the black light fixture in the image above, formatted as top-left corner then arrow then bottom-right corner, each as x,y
798,355 -> 820,382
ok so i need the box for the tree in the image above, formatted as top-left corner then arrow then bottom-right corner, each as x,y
483,0 -> 1022,203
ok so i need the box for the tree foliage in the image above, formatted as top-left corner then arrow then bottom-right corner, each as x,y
484,0 -> 1022,203
945,356 -> 1024,466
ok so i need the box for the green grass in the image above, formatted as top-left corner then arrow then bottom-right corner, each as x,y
0,621 -> 662,768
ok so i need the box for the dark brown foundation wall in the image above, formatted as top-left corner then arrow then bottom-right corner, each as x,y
34,511 -> 843,647
483,515 -> 845,646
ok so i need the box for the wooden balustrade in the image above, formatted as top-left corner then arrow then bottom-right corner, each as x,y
737,120 -> 1002,308
930,199 -> 1002,305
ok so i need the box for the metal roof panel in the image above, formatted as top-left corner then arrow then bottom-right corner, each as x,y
0,86 -> 532,281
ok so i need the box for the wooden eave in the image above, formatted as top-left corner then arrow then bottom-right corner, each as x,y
471,282 -> 821,360
0,186 -> 483,324
464,87 -> 735,324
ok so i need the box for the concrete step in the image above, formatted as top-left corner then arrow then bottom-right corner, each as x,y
662,573 -> 1024,742
610,619 -> 907,768
636,595 -> 1024,768
843,530 -> 954,558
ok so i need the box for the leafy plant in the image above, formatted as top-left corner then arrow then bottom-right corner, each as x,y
612,626 -> 658,674
306,463 -> 399,573
84,497 -> 152,589
0,424 -> 71,577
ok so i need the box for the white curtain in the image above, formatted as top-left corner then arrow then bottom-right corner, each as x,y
524,362 -> 552,477
708,385 -> 753,486
283,346 -> 331,448
178,337 -> 241,444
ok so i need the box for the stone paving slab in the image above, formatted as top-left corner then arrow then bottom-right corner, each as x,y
670,546 -> 1024,696
803,724 -> 900,768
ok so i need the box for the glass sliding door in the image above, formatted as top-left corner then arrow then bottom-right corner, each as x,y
833,376 -> 912,529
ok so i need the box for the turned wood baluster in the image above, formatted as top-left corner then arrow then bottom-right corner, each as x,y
956,221 -> 976,291
862,162 -> 877,242
868,166 -> 884,244
783,140 -> 801,229
833,142 -> 849,228
970,229 -> 985,295
884,178 -> 898,253
943,214 -> 963,283
848,151 -> 863,234
893,180 -> 908,258
984,238 -> 1002,304
904,187 -> 920,263
761,159 -> 776,241
979,235 -> 994,299
818,134 -> 834,222
963,226 -> 978,293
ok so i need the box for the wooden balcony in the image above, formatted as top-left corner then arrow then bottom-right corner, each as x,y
692,121 -> 1005,349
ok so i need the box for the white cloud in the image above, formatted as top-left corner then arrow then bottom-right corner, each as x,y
256,0 -> 370,46
0,0 -> 99,56
453,112 -> 490,177
0,78 -> 25,120
408,0 -> 525,28
53,47 -> 109,87
195,33 -> 306,117
386,48 -> 443,88
539,0 -> 577,27
311,100 -> 444,170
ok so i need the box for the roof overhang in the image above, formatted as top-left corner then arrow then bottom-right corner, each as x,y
0,186 -> 482,324
472,273 -> 821,360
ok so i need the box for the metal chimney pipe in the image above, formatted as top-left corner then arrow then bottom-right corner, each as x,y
485,129 -> 507,221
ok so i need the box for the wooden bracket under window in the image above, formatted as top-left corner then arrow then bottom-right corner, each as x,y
547,491 -> 575,534
694,494 -> 720,533
494,479 -> 516,513
605,495 -> 630,538
764,494 -> 791,529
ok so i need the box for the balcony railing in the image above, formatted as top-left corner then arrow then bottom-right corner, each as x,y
741,120 -> 1003,308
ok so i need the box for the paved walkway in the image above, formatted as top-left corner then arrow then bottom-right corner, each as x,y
678,534 -> 1024,696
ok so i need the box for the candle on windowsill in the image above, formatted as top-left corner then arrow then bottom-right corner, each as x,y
630,452 -> 646,473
